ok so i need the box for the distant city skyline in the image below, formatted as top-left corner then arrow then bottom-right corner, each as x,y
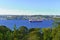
0,0 -> 60,15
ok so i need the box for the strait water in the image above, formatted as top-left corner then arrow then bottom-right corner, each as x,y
0,19 -> 54,30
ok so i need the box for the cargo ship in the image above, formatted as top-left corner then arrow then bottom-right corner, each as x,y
29,18 -> 43,22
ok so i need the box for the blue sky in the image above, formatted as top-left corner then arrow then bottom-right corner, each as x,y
0,0 -> 60,15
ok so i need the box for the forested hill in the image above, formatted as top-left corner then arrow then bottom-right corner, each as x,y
0,15 -> 58,20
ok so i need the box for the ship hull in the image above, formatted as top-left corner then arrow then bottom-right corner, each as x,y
29,20 -> 42,22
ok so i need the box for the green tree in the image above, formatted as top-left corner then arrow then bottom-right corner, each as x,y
52,24 -> 60,40
0,25 -> 11,40
0,32 -> 3,40
42,28 -> 51,40
13,24 -> 18,40
18,26 -> 28,40
28,28 -> 41,40
51,28 -> 57,40
5,31 -> 13,40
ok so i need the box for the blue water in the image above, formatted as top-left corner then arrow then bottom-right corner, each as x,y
0,20 -> 54,30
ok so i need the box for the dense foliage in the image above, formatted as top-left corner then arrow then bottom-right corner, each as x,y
0,24 -> 60,40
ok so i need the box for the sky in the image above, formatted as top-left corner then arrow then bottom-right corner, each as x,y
0,0 -> 60,15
